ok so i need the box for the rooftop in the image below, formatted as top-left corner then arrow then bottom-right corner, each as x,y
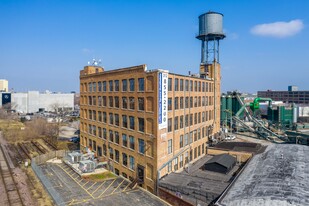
216,144 -> 309,206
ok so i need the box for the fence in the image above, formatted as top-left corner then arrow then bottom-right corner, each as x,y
31,150 -> 66,206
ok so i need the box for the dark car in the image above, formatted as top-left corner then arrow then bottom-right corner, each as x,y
69,137 -> 80,143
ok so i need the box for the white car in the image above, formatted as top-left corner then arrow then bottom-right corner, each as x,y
225,134 -> 236,140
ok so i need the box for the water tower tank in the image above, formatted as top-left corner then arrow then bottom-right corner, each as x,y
197,11 -> 225,40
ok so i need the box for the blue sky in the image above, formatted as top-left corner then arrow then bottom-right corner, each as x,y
0,0 -> 308,93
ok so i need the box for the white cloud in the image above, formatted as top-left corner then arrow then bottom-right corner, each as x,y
251,19 -> 304,38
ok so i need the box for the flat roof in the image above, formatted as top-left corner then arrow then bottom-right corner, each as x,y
216,144 -> 309,206
159,155 -> 240,205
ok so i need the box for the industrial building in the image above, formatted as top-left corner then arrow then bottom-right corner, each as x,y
0,91 -> 74,113
258,86 -> 309,104
0,79 -> 8,92
79,11 -> 224,193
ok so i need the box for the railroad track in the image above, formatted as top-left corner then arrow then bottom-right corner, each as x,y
31,141 -> 48,154
17,143 -> 31,160
43,138 -> 57,151
0,145 -> 24,206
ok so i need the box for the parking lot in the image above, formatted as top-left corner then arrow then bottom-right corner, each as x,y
39,162 -> 168,205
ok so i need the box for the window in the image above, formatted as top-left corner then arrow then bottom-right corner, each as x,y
109,96 -> 113,107
115,80 -> 119,91
198,81 -> 201,92
175,78 -> 179,91
122,134 -> 127,147
109,80 -> 113,91
174,97 -> 179,110
194,81 -> 197,92
115,97 -> 119,108
129,136 -> 135,150
168,78 -> 172,91
98,96 -> 102,106
168,98 -> 172,110
122,97 -> 127,109
109,113 -> 114,125
129,78 -> 135,91
122,79 -> 127,91
103,112 -> 107,123
103,81 -> 107,91
190,97 -> 193,108
185,97 -> 189,108
184,133 -> 188,146
98,82 -> 102,92
98,111 -> 102,122
103,144 -> 107,156
88,82 -> 93,92
122,115 -> 127,128
122,153 -> 128,166
138,118 -> 144,132
129,156 -> 135,170
115,114 -> 119,126
185,80 -> 189,91
180,79 -> 184,91
138,139 -> 145,154
138,97 -> 144,111
103,128 -> 107,139
88,96 -> 92,105
180,97 -> 184,109
189,131 -> 193,143
109,130 -> 114,142
129,116 -> 135,130
129,97 -> 135,110
115,131 -> 119,144
180,115 -> 183,129
109,147 -> 114,159
103,96 -> 107,106
98,127 -> 102,138
194,96 -> 197,107
190,80 -> 193,91
190,114 -> 193,126
172,115 -> 178,131
180,155 -> 183,168
115,150 -> 120,162
180,135 -> 183,148
168,118 -> 172,132
168,162 -> 172,172
174,158 -> 178,171
185,114 -> 188,127
138,78 -> 144,91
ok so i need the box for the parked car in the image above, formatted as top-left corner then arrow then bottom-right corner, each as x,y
225,134 -> 236,140
69,137 -> 80,143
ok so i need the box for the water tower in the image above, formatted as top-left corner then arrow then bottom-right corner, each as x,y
196,11 -> 225,78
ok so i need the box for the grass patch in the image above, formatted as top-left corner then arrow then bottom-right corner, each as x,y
84,171 -> 117,181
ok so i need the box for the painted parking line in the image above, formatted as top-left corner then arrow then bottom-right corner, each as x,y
91,181 -> 106,195
82,181 -> 89,187
111,179 -> 125,194
86,182 -> 97,190
122,182 -> 131,192
58,164 -> 94,199
98,179 -> 116,198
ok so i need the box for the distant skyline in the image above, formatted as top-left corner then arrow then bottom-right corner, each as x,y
0,0 -> 308,93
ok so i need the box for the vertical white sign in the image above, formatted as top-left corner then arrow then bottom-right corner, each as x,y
158,72 -> 168,129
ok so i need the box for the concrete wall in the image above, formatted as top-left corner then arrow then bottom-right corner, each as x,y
12,91 -> 74,113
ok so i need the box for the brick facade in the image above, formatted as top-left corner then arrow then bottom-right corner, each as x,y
80,63 -> 220,193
